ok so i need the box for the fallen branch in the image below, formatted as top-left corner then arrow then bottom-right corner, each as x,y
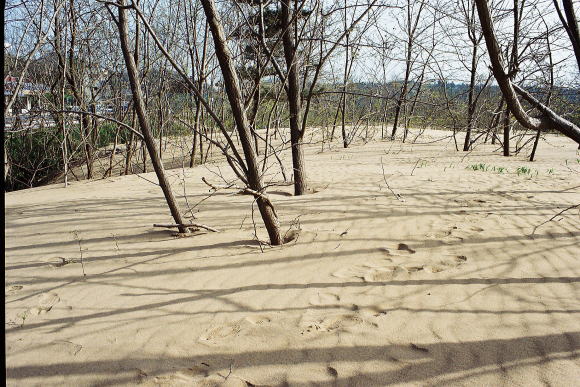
154,223 -> 220,232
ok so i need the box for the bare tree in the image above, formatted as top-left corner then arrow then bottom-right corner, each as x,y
553,0 -> 580,70
390,0 -> 425,140
199,0 -> 283,245
475,0 -> 580,144
114,0 -> 190,234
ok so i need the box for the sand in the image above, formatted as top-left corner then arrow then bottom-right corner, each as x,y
5,129 -> 580,386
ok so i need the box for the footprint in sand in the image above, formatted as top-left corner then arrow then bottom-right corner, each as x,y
385,343 -> 431,363
37,292 -> 60,312
332,265 -> 369,281
17,292 -> 60,323
307,184 -> 329,194
355,304 -> 390,318
343,303 -> 390,329
146,364 -> 257,386
148,364 -> 210,385
199,322 -> 242,344
48,340 -> 82,356
334,245 -> 468,282
361,266 -> 413,282
447,225 -> 485,241
333,261 -> 411,282
309,292 -> 341,306
244,315 -> 272,325
199,315 -> 274,345
299,311 -> 367,335
424,229 -> 453,239
6,285 -> 24,295
426,224 -> 484,242
382,246 -> 468,274
428,255 -> 467,273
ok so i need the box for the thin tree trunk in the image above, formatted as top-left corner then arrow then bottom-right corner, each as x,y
124,113 -> 135,176
554,0 -> 580,70
503,110 -> 510,156
341,0 -> 349,148
475,0 -> 580,143
486,98 -> 504,144
281,0 -> 307,196
117,0 -> 189,234
391,1 -> 421,140
200,0 -> 282,245
404,70 -> 424,143
530,23 -> 555,161
189,22 -> 209,168
464,43 -> 478,151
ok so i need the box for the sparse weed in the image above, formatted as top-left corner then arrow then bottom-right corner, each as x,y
516,166 -> 530,175
467,163 -> 506,173
516,166 -> 538,177
467,163 -> 490,172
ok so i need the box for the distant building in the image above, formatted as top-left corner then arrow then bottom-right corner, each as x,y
4,75 -> 47,115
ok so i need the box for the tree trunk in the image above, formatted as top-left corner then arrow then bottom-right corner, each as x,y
554,0 -> 580,70
341,0 -> 349,148
200,0 -> 282,245
390,79 -> 408,141
503,110 -> 510,156
475,0 -> 580,144
463,43 -> 478,151
281,0 -> 307,196
117,0 -> 189,234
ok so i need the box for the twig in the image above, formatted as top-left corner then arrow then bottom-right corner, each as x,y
460,148 -> 475,162
129,164 -> 160,186
177,159 -> 200,220
251,199 -> 265,253
71,231 -> 86,277
202,177 -> 278,218
111,233 -> 120,254
43,109 -> 144,139
410,158 -> 427,176
154,223 -> 220,232
530,204 -> 579,237
380,157 -> 405,202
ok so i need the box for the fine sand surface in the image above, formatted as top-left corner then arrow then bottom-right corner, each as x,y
5,130 -> 580,386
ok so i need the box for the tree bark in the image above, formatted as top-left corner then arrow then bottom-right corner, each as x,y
463,43 -> 478,151
117,0 -> 189,234
199,0 -> 283,245
281,0 -> 308,196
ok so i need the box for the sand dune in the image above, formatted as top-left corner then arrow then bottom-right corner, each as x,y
5,130 -> 580,386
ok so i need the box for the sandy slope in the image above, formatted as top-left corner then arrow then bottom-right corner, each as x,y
5,130 -> 580,386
